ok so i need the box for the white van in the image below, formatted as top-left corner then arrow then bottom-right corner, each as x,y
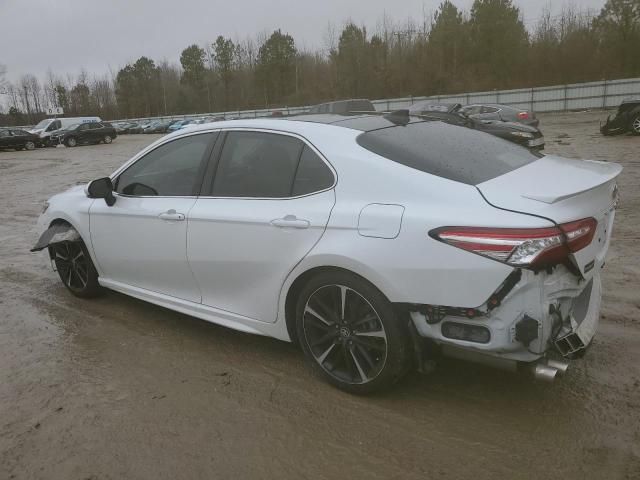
29,117 -> 101,145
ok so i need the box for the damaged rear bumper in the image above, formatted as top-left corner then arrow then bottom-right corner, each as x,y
407,265 -> 601,373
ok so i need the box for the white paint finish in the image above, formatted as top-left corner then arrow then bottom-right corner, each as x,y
37,118 -> 621,364
478,156 -> 622,221
187,189 -> 335,322
358,203 -> 404,239
89,195 -> 202,303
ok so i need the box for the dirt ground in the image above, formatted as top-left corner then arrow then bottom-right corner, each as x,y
1,112 -> 639,480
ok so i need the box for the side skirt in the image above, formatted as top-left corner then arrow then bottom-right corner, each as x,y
98,278 -> 292,342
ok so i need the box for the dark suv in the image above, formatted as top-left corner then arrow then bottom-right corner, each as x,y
51,122 -> 117,147
601,99 -> 640,136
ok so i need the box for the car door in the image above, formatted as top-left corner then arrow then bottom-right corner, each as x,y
187,130 -> 336,322
89,131 -> 218,302
0,129 -> 13,148
10,130 -> 25,147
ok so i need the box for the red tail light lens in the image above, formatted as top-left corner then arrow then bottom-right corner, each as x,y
517,112 -> 530,120
430,218 -> 597,268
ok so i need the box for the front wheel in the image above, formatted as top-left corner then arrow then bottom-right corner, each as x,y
295,271 -> 410,394
49,239 -> 100,298
630,115 -> 640,136
24,141 -> 36,150
103,135 -> 112,144
65,137 -> 77,147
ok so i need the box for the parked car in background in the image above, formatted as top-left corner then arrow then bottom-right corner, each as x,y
143,120 -> 173,134
409,102 -> 545,149
308,99 -> 376,114
113,122 -> 135,134
600,98 -> 640,136
50,121 -> 117,147
125,123 -> 144,134
29,116 -> 101,145
459,104 -> 539,127
167,119 -> 194,132
0,128 -> 41,150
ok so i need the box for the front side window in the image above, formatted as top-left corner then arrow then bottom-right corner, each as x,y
211,131 -> 304,198
0,130 -> 10,137
115,132 -> 216,196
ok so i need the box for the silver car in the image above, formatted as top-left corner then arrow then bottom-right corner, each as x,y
460,104 -> 540,127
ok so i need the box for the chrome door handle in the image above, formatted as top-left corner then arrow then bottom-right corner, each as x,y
158,209 -> 185,221
270,215 -> 310,229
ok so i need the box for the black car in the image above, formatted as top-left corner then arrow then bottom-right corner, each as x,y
601,98 -> 640,136
50,122 -> 117,147
0,128 -> 41,150
409,102 -> 545,149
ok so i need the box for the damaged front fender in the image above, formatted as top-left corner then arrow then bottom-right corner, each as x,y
30,223 -> 81,252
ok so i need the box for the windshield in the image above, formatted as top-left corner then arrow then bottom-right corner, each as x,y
34,119 -> 51,129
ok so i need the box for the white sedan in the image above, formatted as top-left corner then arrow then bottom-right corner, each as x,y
32,113 -> 621,393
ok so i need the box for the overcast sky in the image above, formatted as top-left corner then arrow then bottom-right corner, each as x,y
1,0 -> 605,83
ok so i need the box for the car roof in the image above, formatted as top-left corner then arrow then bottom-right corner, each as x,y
167,113 -> 432,136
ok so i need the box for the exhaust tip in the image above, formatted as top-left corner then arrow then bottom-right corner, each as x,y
533,363 -> 559,382
546,358 -> 570,375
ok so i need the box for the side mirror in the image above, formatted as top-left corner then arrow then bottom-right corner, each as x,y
87,177 -> 116,206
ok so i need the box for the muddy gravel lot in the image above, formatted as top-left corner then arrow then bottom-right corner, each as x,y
1,112 -> 639,480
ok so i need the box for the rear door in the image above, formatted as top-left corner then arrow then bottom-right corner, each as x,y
187,130 -> 336,322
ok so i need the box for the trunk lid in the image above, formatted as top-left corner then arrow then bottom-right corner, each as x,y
477,155 -> 622,278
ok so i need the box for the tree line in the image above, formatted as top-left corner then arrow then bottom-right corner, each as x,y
1,0 -> 639,126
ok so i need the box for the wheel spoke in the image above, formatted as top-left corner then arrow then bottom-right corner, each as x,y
73,250 -> 84,261
350,348 -> 369,382
55,250 -> 69,261
316,343 -> 336,363
339,285 -> 347,321
352,336 -> 386,352
350,314 -> 378,328
305,306 -> 333,327
354,329 -> 386,338
355,343 -> 376,370
309,331 -> 336,347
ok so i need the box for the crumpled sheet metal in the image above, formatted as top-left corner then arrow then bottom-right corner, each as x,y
31,223 -> 81,252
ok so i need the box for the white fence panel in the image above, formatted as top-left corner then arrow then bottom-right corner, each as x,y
111,77 -> 640,124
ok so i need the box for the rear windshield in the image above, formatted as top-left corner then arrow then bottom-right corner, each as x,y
356,121 -> 542,185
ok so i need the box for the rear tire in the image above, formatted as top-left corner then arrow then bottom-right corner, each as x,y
630,115 -> 640,136
49,239 -> 101,298
295,271 -> 410,394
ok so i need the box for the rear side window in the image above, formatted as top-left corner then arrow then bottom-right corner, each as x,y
356,122 -> 541,185
212,132 -> 303,198
292,146 -> 334,196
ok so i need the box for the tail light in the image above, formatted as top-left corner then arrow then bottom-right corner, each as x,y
430,218 -> 597,268
517,112 -> 530,120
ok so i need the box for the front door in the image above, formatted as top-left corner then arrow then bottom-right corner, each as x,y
89,131 -> 218,302
188,130 -> 336,322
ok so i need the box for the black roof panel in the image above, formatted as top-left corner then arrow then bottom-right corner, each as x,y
290,113 -> 428,132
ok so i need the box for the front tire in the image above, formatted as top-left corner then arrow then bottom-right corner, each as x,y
103,135 -> 113,144
24,141 -> 36,151
65,137 -> 77,147
295,271 -> 410,394
49,240 -> 100,298
630,115 -> 640,136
